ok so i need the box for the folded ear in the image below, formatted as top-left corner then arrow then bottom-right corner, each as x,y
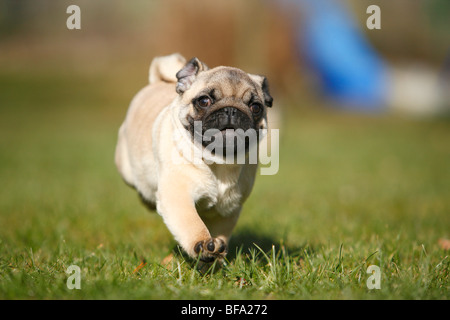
175,57 -> 209,94
249,74 -> 273,107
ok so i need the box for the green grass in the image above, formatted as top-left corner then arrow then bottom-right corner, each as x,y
0,70 -> 449,300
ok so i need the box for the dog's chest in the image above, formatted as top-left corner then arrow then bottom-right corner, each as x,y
196,165 -> 243,216
215,177 -> 242,214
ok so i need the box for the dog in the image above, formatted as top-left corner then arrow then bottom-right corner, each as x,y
115,53 -> 273,262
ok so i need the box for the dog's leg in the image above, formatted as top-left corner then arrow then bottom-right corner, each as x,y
157,175 -> 227,262
203,209 -> 241,250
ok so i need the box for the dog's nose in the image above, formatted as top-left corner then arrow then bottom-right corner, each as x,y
223,107 -> 240,126
223,107 -> 237,118
214,106 -> 249,131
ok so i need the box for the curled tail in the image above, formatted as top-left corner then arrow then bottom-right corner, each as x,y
148,53 -> 186,84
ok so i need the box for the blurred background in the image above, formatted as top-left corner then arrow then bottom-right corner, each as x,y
0,0 -> 449,295
0,0 -> 449,114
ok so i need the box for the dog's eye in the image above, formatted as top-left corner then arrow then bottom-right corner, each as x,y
197,96 -> 212,108
250,103 -> 262,115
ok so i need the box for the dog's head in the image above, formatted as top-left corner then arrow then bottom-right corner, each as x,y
175,57 -> 273,157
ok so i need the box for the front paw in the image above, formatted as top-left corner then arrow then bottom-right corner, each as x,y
194,238 -> 227,262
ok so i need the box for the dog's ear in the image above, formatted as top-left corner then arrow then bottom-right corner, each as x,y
176,57 -> 209,94
249,74 -> 273,107
261,77 -> 273,108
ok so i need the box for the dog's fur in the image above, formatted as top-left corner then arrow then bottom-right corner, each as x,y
115,53 -> 272,262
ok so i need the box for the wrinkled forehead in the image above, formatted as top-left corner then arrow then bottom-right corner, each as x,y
194,67 -> 260,100
202,67 -> 253,85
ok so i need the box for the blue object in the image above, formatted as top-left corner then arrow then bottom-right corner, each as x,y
285,0 -> 388,111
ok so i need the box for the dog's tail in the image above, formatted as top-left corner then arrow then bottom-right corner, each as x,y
148,53 -> 186,84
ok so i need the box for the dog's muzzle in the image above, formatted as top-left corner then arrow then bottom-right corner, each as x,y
206,107 -> 253,132
194,107 -> 256,156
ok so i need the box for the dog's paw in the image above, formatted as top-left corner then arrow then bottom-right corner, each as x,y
194,238 -> 227,262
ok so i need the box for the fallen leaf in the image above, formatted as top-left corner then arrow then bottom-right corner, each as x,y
132,259 -> 147,274
438,238 -> 450,250
161,253 -> 175,267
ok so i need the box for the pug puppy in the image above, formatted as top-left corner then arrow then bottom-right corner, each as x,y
115,53 -> 273,262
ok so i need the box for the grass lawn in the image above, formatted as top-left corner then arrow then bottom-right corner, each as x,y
0,70 -> 449,300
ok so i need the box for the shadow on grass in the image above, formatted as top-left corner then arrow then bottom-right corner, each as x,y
227,227 -> 311,261
165,227 -> 314,269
